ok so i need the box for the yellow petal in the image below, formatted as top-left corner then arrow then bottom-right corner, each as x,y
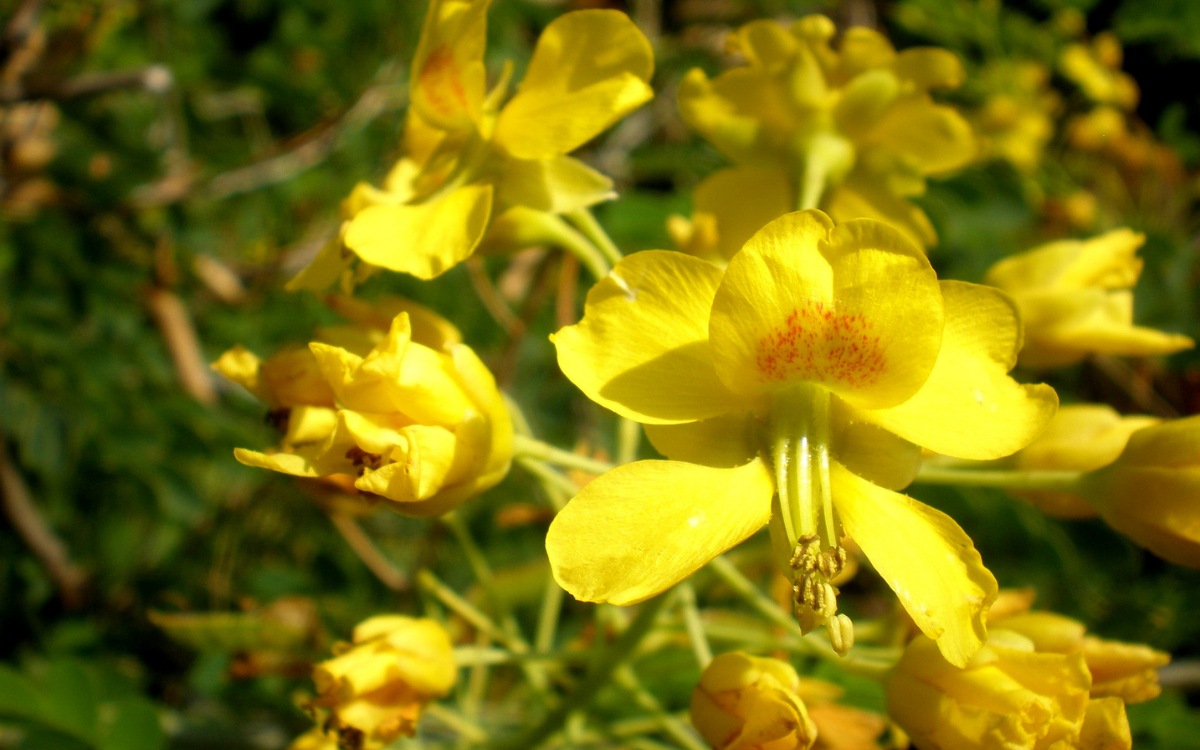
833,27 -> 895,82
986,230 -> 1145,292
212,346 -> 262,397
892,48 -> 965,90
323,294 -> 462,352
1078,698 -> 1132,750
677,67 -> 793,164
832,398 -> 921,491
410,0 -> 490,131
692,166 -> 794,262
493,10 -> 653,160
547,458 -> 774,605
343,184 -> 493,279
861,281 -> 1058,460
863,97 -> 977,175
824,177 -> 937,249
833,461 -> 997,667
285,235 -> 354,293
709,211 -> 943,409
356,424 -> 461,502
553,250 -> 752,424
494,154 -> 616,214
644,412 -> 759,469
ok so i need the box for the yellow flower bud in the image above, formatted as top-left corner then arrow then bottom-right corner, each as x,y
1060,35 -> 1138,110
233,310 -> 513,517
306,615 -> 456,750
691,652 -> 818,750
213,345 -> 336,411
994,612 -> 1169,703
984,228 -> 1194,368
887,630 -> 1091,750
1080,415 -> 1200,567
1013,404 -> 1159,518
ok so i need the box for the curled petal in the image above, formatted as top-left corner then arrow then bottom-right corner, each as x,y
833,461 -> 997,667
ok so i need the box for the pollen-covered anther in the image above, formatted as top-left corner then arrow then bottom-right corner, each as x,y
345,446 -> 383,470
828,614 -> 854,656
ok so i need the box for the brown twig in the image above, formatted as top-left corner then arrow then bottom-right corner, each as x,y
145,287 -> 217,404
466,256 -> 522,336
0,444 -> 87,607
555,252 -> 579,329
1089,355 -> 1179,418
329,512 -> 409,592
201,77 -> 404,201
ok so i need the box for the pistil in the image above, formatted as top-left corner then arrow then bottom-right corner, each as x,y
769,383 -> 854,654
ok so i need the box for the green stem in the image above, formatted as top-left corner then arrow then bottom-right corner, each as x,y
914,466 -> 1084,492
706,555 -> 897,680
614,665 -> 708,750
552,219 -> 611,280
677,581 -> 712,669
513,434 -> 616,476
494,592 -> 673,750
616,418 -> 642,466
536,575 -> 565,654
567,208 -> 624,267
515,456 -> 576,509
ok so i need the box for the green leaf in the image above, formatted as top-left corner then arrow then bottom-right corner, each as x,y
97,698 -> 166,750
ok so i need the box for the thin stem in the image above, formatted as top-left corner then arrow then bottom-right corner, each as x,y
553,221 -> 611,280
536,575 -> 565,654
616,418 -> 642,466
614,665 -> 708,750
566,208 -> 624,267
425,703 -> 488,745
706,555 -> 896,680
677,582 -> 712,669
513,434 -> 616,476
494,592 -> 673,750
329,513 -> 408,592
417,569 -> 518,651
914,466 -> 1084,492
515,457 -> 575,510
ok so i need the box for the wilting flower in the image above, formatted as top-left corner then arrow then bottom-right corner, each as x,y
1079,415 -> 1200,567
973,61 -> 1060,174
548,210 -> 1057,665
984,228 -> 1194,368
674,16 -> 975,259
305,615 -> 456,750
990,599 -> 1169,704
691,652 -> 817,750
1060,32 -> 1138,111
223,306 -> 512,517
887,629 -> 1092,750
291,0 -> 652,288
1012,404 -> 1159,519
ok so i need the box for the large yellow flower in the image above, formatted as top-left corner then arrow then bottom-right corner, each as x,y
675,17 -> 975,259
985,228 -> 1194,368
548,210 -> 1057,666
291,0 -> 653,288
227,309 -> 512,517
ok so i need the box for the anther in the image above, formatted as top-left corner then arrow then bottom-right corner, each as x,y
828,614 -> 855,656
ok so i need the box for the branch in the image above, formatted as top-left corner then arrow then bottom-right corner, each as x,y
0,445 -> 87,607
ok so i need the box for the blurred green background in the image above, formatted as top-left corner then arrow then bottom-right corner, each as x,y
2,0 -> 1200,747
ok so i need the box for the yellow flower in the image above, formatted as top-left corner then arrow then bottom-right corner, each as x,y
984,228 -> 1194,368
973,61 -> 1060,174
288,729 -> 338,750
992,609 -> 1170,704
886,630 -> 1091,750
232,310 -> 512,517
1080,415 -> 1200,567
548,210 -> 1057,666
306,615 -> 456,749
1012,404 -> 1159,519
291,0 -> 653,287
691,652 -> 817,750
1060,33 -> 1138,111
676,16 -> 975,258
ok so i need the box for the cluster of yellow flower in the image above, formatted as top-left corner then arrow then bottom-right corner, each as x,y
208,2 -> 1198,749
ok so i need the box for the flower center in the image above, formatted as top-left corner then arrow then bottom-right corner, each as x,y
769,382 -> 855,655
